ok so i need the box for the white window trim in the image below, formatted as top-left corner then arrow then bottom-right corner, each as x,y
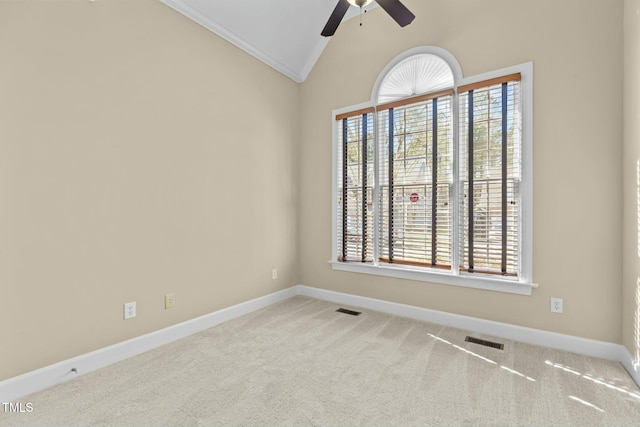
331,50 -> 534,296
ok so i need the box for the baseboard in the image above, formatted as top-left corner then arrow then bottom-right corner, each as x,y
620,346 -> 640,387
3,284 -> 638,402
295,285 -> 640,386
0,286 -> 297,402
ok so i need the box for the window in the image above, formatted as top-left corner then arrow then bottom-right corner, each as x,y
377,90 -> 454,269
336,108 -> 374,263
459,75 -> 522,277
332,47 -> 533,295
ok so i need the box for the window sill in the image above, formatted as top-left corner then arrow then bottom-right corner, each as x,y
329,261 -> 535,296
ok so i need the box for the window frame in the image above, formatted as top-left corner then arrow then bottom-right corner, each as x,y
331,53 -> 533,296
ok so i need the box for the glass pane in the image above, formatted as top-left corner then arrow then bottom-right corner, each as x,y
379,96 -> 453,267
459,81 -> 521,276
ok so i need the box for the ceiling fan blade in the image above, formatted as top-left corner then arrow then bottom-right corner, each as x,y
376,0 -> 415,27
321,0 -> 351,37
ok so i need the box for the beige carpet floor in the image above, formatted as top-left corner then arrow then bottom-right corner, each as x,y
2,295 -> 640,426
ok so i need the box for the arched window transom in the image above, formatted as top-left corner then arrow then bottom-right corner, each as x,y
377,54 -> 454,104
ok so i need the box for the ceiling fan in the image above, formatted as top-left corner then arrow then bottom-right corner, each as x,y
321,0 -> 415,37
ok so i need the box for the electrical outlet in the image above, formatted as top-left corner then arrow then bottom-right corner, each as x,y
124,301 -> 136,320
550,297 -> 563,314
165,293 -> 175,309
272,268 -> 278,280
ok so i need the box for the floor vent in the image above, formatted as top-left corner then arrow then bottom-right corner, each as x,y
465,336 -> 504,350
336,308 -> 362,316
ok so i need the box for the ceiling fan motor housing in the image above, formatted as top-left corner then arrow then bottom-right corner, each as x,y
348,0 -> 374,7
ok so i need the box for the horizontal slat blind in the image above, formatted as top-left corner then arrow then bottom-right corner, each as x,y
378,93 -> 453,268
459,77 -> 521,276
336,107 -> 375,121
336,111 -> 374,262
458,73 -> 521,93
377,89 -> 455,112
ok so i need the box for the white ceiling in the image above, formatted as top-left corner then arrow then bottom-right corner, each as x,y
160,0 -> 377,83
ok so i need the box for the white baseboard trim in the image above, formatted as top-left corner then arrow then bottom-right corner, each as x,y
0,286 -> 297,402
620,346 -> 640,387
295,285 -> 640,387
3,284 -> 639,402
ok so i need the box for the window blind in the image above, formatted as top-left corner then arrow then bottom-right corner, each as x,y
377,91 -> 454,268
336,109 -> 375,262
459,75 -> 521,276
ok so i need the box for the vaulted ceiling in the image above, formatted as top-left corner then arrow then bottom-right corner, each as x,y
160,0 -> 378,83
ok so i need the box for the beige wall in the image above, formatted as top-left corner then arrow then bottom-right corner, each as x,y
0,0 -> 299,380
299,0 -> 624,342
623,0 -> 640,365
0,0 -> 631,383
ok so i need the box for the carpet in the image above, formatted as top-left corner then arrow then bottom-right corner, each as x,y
2,296 -> 639,426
